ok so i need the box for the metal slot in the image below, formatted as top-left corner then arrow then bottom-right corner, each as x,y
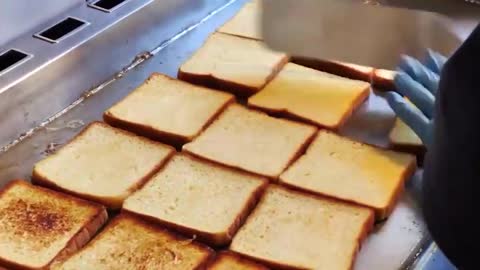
0,49 -> 32,76
88,0 -> 130,12
34,17 -> 89,43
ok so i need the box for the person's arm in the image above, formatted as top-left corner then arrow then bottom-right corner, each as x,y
387,26 -> 478,269
421,25 -> 478,270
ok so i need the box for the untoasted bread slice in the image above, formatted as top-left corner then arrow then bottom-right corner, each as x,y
218,1 -> 262,40
0,180 -> 107,270
209,252 -> 269,270
104,73 -> 234,147
123,154 -> 268,246
183,104 -> 317,179
178,32 -> 288,97
280,131 -> 417,219
32,122 -> 174,209
230,185 -> 374,270
53,214 -> 213,270
248,63 -> 370,129
292,57 -> 374,82
372,69 -> 396,90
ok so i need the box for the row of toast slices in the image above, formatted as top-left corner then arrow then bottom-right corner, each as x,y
0,1 -> 420,269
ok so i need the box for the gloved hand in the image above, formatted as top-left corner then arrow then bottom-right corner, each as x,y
385,50 -> 447,147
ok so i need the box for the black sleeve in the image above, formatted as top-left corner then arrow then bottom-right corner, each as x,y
421,24 -> 479,270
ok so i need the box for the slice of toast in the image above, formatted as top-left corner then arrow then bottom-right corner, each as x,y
372,69 -> 396,90
183,104 -> 317,179
0,180 -> 107,270
178,32 -> 288,97
104,73 -> 234,147
389,117 -> 426,166
248,63 -> 370,129
292,57 -> 374,82
280,131 -> 417,220
32,122 -> 175,209
53,214 -> 213,270
123,154 -> 268,247
208,252 -> 269,270
230,185 -> 374,270
218,1 -> 262,40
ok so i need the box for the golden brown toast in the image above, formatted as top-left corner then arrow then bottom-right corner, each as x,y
183,104 -> 317,179
0,180 -> 107,270
32,122 -> 175,209
208,252 -> 269,270
123,154 -> 268,247
280,131 -> 417,220
53,214 -> 213,270
104,73 -> 234,147
230,185 -> 374,270
372,69 -> 396,90
178,32 -> 288,97
248,63 -> 370,129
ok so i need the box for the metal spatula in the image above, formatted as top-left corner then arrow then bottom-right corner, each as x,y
262,0 -> 480,69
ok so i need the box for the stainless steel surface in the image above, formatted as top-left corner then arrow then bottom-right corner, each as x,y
0,0 -> 153,94
0,0 -> 445,268
262,0 -> 475,69
0,0 -> 83,46
0,0 -> 232,151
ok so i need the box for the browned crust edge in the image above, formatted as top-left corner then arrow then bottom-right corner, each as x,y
178,53 -> 289,98
207,251 -> 270,270
104,73 -> 235,149
230,185 -> 375,270
372,69 -> 396,91
122,154 -> 269,247
291,57 -> 374,82
0,180 -> 108,270
388,141 -> 426,167
54,213 -> 214,270
31,122 -> 176,209
248,86 -> 371,130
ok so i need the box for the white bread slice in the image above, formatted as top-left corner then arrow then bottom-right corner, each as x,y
280,131 -> 417,220
183,104 -> 317,179
292,57 -> 374,82
178,32 -> 288,97
53,214 -> 213,270
123,154 -> 268,246
218,1 -> 262,40
0,180 -> 107,270
32,122 -> 175,209
104,73 -> 234,147
209,252 -> 269,270
230,185 -> 374,270
248,63 -> 370,129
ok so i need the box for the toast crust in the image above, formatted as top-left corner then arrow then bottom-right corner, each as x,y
32,122 -> 175,209
104,73 -> 235,148
372,69 -> 396,90
123,153 -> 269,247
291,57 -> 374,82
0,180 -> 107,270
230,185 -> 375,270
178,55 -> 289,98
55,214 -> 214,270
208,251 -> 269,270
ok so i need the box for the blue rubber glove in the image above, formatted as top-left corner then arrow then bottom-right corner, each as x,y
385,50 -> 448,147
